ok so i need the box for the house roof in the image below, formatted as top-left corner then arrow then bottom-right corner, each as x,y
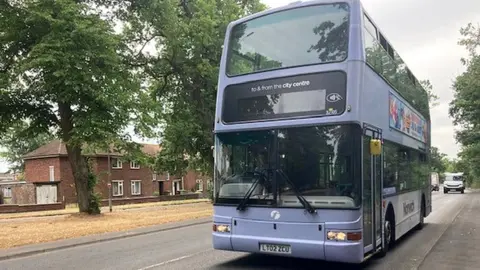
23,140 -> 162,160
23,140 -> 66,159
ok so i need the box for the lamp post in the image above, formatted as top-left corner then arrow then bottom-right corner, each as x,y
107,147 -> 112,212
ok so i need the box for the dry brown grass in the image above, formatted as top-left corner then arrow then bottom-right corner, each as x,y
0,199 -> 210,220
0,202 -> 213,249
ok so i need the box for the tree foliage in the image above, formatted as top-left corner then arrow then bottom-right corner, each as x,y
449,22 -> 480,186
0,0 -> 158,213
430,146 -> 447,173
91,0 -> 267,176
0,121 -> 54,173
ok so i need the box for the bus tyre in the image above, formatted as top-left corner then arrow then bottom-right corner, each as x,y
378,215 -> 394,258
416,199 -> 425,230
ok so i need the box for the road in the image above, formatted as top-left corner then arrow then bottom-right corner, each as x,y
1,190 -> 479,270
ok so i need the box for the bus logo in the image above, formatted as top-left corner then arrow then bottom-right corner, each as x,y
270,210 -> 281,220
327,93 -> 343,102
403,200 -> 415,216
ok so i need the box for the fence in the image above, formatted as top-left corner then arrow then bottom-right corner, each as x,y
0,202 -> 65,213
99,193 -> 202,207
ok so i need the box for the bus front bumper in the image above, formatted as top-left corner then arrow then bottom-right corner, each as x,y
212,233 -> 364,263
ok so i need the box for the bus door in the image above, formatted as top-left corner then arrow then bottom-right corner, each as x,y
362,124 -> 384,254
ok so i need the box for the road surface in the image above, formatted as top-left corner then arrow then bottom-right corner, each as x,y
1,190 -> 479,270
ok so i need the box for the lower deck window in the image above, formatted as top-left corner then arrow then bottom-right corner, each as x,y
382,141 -> 429,192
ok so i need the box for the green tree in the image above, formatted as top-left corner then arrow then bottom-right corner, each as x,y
0,121 -> 54,173
94,0 -> 267,176
0,0 -> 157,213
449,22 -> 480,186
430,146 -> 447,173
420,80 -> 439,108
442,158 -> 455,172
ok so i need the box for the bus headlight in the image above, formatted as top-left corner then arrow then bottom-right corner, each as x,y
213,224 -> 231,233
327,231 -> 346,241
327,231 -> 362,241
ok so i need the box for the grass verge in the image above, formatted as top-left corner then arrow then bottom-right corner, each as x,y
0,202 -> 213,249
0,199 -> 210,220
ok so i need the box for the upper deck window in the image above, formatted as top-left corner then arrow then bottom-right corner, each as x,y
226,3 -> 350,77
363,14 -> 377,38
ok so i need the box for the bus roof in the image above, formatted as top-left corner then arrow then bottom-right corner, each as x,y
224,0 -> 428,100
228,0 -> 356,26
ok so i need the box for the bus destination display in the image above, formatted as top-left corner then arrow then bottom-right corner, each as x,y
222,71 -> 346,123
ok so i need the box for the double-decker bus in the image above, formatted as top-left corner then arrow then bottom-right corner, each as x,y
212,0 -> 432,264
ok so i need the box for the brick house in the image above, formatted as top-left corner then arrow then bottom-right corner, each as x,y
23,140 -> 210,204
0,173 -> 29,204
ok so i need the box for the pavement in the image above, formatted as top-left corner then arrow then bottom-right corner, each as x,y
0,190 -> 479,269
418,190 -> 480,270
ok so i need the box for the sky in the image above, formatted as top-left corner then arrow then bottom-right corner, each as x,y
1,0 -> 479,173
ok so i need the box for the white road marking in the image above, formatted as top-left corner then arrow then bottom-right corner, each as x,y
137,250 -> 211,270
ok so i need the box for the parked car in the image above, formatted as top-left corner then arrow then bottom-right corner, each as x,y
431,172 -> 440,191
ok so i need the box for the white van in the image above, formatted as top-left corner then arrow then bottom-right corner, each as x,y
443,172 -> 465,194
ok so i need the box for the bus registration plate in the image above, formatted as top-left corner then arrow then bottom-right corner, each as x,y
259,243 -> 291,254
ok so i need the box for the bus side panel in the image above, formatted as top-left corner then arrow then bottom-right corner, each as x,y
362,64 -> 429,237
360,66 -> 426,151
384,190 -> 422,241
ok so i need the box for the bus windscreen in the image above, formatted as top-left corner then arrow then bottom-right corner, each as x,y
226,3 -> 350,76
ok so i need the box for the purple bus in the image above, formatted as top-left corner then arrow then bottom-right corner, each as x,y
212,0 -> 432,264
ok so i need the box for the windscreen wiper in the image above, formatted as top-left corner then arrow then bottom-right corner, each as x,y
276,169 -> 316,215
236,171 -> 268,211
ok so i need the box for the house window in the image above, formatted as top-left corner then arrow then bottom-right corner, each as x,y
112,158 -> 123,169
112,180 -> 124,196
49,166 -> 54,182
131,180 -> 141,195
130,161 -> 140,169
2,187 -> 12,198
152,173 -> 157,181
196,179 -> 204,191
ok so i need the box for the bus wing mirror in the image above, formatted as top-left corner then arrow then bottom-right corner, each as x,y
370,139 -> 382,156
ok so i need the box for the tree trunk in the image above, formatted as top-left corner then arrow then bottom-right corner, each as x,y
65,144 -> 91,212
57,101 -> 91,213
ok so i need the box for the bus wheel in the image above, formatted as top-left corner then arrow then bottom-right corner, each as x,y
378,215 -> 393,257
416,199 -> 425,230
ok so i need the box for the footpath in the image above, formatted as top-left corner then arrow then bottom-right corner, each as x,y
419,191 -> 480,270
